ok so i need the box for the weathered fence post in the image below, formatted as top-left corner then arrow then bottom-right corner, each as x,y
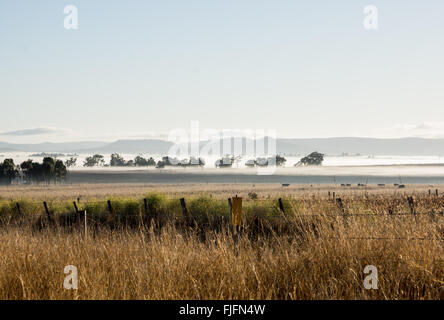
278,198 -> 285,215
231,196 -> 243,234
227,198 -> 233,231
43,201 -> 53,223
144,198 -> 148,217
143,198 -> 155,226
336,197 -> 345,214
180,198 -> 189,219
73,201 -> 79,214
16,202 -> 22,215
107,200 -> 113,215
407,196 -> 416,215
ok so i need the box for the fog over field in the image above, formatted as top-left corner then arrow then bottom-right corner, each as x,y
1,152 -> 444,168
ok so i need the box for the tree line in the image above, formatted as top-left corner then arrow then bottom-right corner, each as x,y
294,152 -> 324,166
82,154 -> 204,168
0,151 -> 324,185
0,157 -> 68,185
82,154 -> 157,167
79,152 -> 324,168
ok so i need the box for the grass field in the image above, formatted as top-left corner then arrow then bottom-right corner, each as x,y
0,183 -> 442,300
0,182 -> 441,200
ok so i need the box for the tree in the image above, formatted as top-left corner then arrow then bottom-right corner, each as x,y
20,160 -> 34,180
42,157 -> 55,183
33,163 -> 45,183
195,157 -> 205,167
21,160 -> 44,183
162,156 -> 177,166
156,160 -> 165,168
276,155 -> 287,167
0,159 -> 19,185
20,158 -> 66,184
245,159 -> 256,167
126,160 -> 135,167
110,153 -> 126,167
155,156 -> 181,168
246,155 -> 286,167
178,157 -> 205,167
295,152 -> 324,166
215,156 -> 235,168
134,156 -> 156,167
147,157 -> 156,166
134,156 -> 147,166
55,160 -> 68,183
83,154 -> 105,167
65,157 -> 77,168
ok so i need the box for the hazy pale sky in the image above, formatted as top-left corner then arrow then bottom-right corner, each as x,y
1,1 -> 444,143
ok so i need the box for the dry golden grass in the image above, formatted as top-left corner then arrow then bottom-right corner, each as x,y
0,184 -> 442,300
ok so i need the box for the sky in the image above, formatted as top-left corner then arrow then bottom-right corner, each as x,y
1,0 -> 444,143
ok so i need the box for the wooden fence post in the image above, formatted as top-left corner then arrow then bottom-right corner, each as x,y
73,201 -> 79,214
143,198 -> 148,216
144,198 -> 156,226
16,202 -> 22,215
43,201 -> 53,223
336,197 -> 345,214
231,196 -> 243,232
407,196 -> 416,215
107,200 -> 113,215
180,198 -> 189,219
278,198 -> 285,215
436,189 -> 439,197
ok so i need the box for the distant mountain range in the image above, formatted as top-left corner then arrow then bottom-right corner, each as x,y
1,137 -> 444,156
0,141 -> 107,153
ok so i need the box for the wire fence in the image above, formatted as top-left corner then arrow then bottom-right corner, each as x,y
2,195 -> 443,242
4,196 -> 444,217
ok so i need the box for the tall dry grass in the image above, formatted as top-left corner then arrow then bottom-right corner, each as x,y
0,185 -> 442,299
0,210 -> 442,300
